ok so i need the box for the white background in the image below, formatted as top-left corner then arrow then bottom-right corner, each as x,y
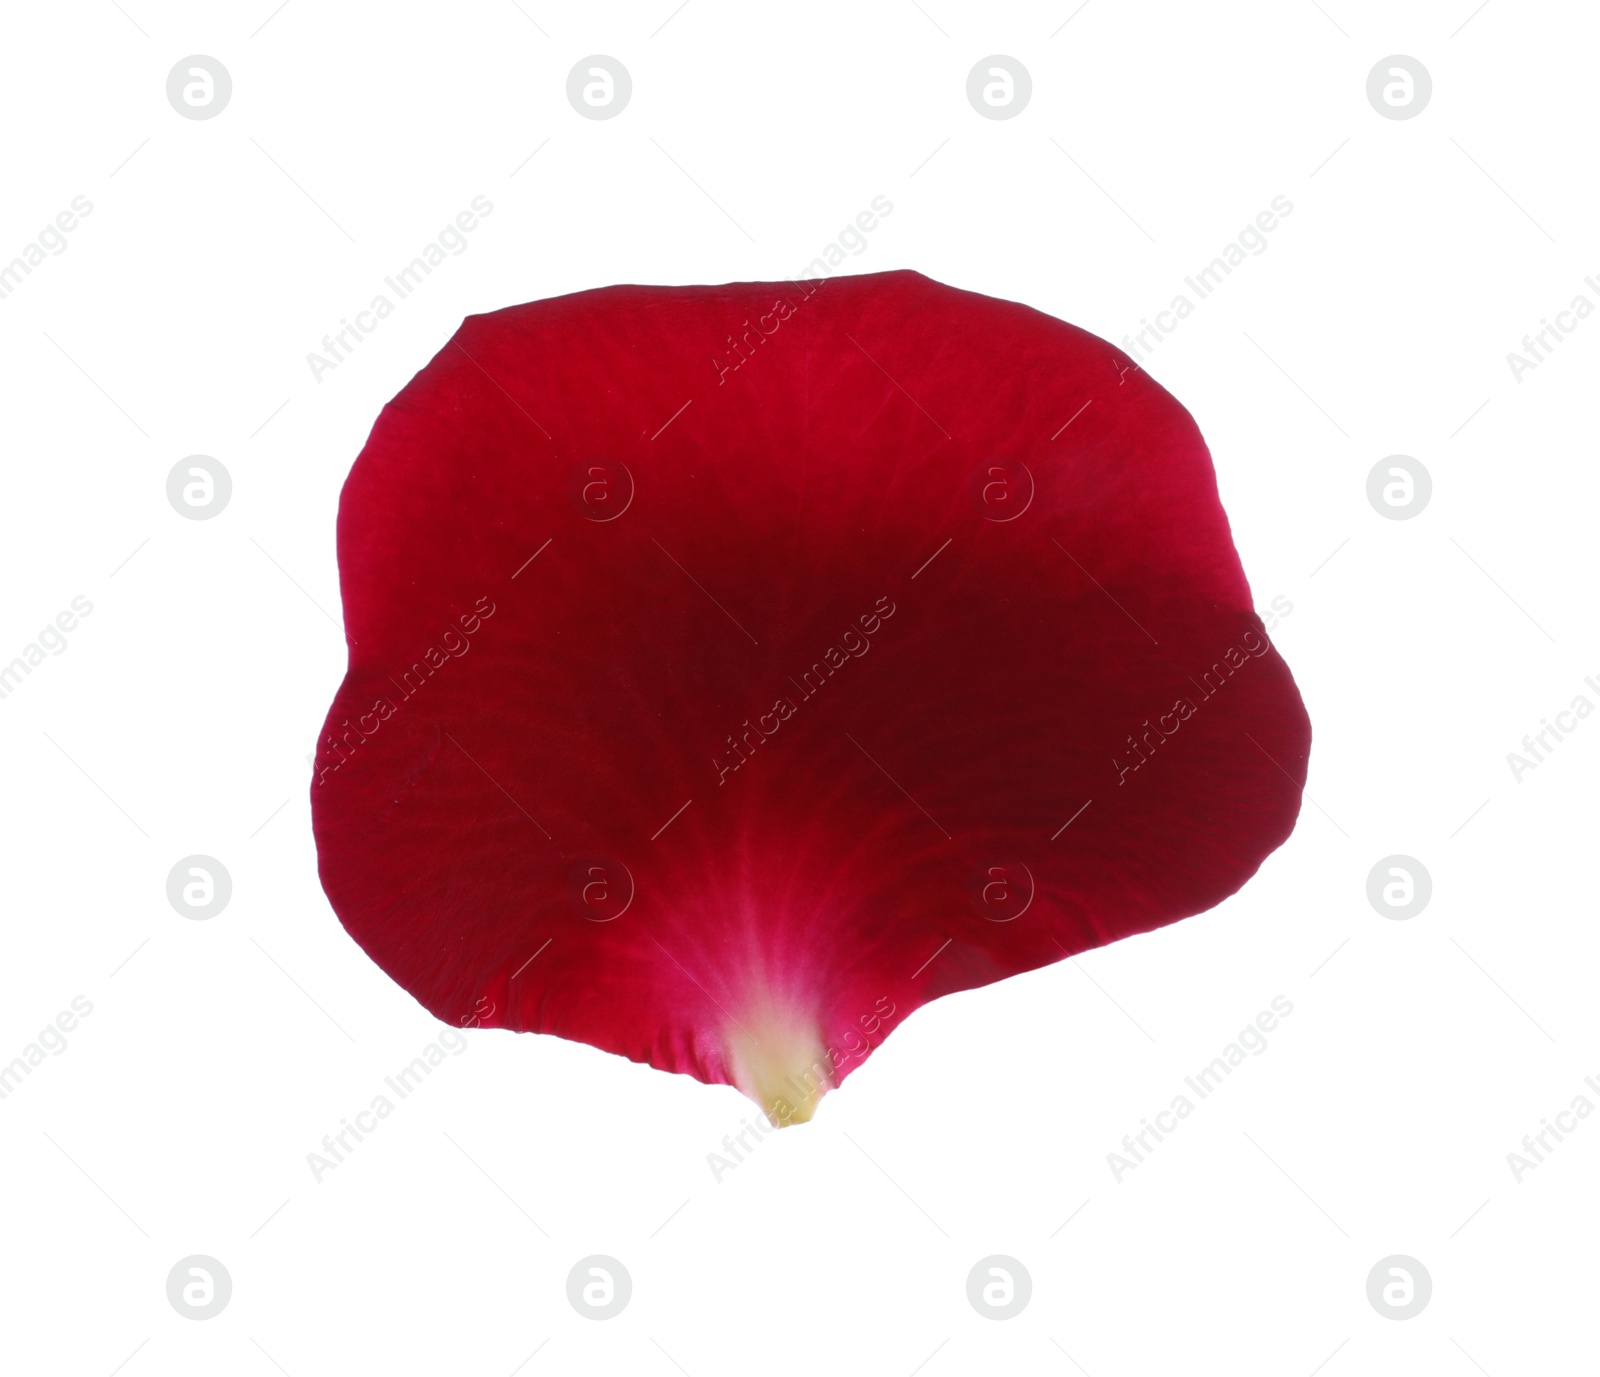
1,2 -> 1595,1373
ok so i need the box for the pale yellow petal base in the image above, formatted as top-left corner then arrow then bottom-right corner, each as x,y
725,1008 -> 837,1127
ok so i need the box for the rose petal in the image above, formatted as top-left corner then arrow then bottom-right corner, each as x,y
312,269 -> 1310,1124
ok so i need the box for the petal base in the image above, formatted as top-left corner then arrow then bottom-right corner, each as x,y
726,1007 -> 836,1127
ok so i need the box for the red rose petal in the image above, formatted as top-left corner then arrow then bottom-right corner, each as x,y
312,269 -> 1310,1125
